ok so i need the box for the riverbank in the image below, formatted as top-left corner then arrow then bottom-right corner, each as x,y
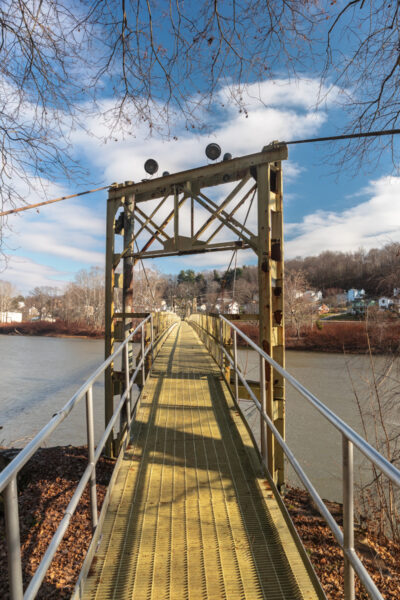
236,320 -> 400,354
1,318 -> 400,355
0,446 -> 398,599
0,321 -> 103,339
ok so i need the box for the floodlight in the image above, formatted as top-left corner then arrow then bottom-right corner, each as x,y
162,171 -> 170,177
223,153 -> 232,161
205,143 -> 221,160
144,158 -> 159,175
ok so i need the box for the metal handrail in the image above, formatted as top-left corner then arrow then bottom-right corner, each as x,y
220,315 -> 400,489
208,314 -> 399,600
1,315 -> 179,600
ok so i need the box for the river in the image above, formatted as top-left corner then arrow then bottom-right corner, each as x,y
1,335 -> 399,501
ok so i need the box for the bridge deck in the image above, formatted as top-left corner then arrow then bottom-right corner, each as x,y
82,322 -> 321,600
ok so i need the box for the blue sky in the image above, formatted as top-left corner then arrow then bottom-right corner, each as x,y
2,76 -> 400,293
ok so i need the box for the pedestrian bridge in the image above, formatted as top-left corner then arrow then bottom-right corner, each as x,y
81,321 -> 319,600
1,313 -> 399,600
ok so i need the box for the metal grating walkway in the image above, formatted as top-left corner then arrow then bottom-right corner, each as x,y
82,322 -> 321,600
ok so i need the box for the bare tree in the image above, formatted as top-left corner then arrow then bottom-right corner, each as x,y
322,0 -> 400,167
284,269 -> 315,337
26,286 -> 60,320
64,267 -> 105,327
0,279 -> 16,313
131,267 -> 166,311
346,343 -> 400,542
0,0 -> 398,252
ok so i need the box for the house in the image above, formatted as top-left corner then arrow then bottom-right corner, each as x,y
347,288 -> 365,302
318,304 -> 330,314
304,290 -> 322,302
350,298 -> 373,315
296,290 -> 322,302
0,311 -> 23,323
227,301 -> 239,314
378,297 -> 393,310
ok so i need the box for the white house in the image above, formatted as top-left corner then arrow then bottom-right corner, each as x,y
227,301 -> 239,314
378,297 -> 393,310
296,290 -> 322,302
0,311 -> 23,323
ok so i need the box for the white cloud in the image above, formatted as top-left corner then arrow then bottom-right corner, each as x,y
1,256 -> 66,292
1,76 -> 339,287
219,78 -> 342,113
286,176 -> 400,258
71,78 -> 328,185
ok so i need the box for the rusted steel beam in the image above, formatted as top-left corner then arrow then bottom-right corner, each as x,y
130,240 -> 249,260
135,204 -> 171,240
193,175 -> 250,240
108,145 -> 288,202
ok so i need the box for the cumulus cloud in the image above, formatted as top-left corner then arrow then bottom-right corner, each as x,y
1,255 -> 67,292
72,77 -> 328,185
219,78 -> 342,113
2,76 -> 342,286
285,176 -> 400,258
2,176 -> 106,291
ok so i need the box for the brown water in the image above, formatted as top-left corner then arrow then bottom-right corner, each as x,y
237,349 -> 400,501
1,335 -> 398,501
0,336 -> 141,449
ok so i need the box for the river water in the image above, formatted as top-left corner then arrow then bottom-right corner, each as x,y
1,335 -> 399,501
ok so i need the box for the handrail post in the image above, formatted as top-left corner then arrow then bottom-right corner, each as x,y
86,386 -> 98,530
124,343 -> 132,428
4,476 -> 23,600
260,356 -> 268,468
141,323 -> 146,383
150,313 -> 154,366
219,317 -> 223,371
233,329 -> 239,403
343,436 -> 355,600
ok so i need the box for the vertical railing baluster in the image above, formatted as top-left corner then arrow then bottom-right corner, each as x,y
219,318 -> 223,370
150,314 -> 154,366
85,386 -> 98,530
343,436 -> 355,600
141,323 -> 146,383
4,476 -> 23,600
260,356 -> 268,468
233,329 -> 239,404
124,343 -> 131,428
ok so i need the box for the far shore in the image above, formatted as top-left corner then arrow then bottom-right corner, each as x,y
0,320 -> 104,339
1,318 -> 399,355
235,319 -> 400,355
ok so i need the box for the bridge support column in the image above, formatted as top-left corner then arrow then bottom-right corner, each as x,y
257,158 -> 285,490
104,191 -> 122,457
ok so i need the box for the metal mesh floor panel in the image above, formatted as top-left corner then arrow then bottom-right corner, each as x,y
82,322 -> 320,600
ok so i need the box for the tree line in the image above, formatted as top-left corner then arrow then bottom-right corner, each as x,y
286,242 -> 400,297
1,242 -> 398,330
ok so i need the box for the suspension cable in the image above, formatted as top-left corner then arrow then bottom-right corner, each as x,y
1,127 -> 399,219
134,239 -> 156,305
0,185 -> 110,217
219,187 -> 256,309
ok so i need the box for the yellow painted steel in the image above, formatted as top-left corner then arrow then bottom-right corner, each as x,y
82,322 -> 320,600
